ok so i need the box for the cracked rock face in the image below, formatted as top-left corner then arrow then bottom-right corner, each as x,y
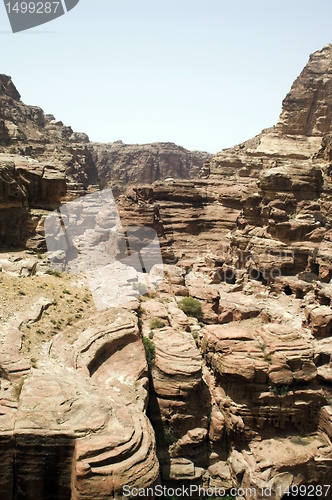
0,74 -> 211,254
277,45 -> 332,136
199,45 -> 332,289
1,45 -> 332,499
92,142 -> 211,197
0,301 -> 159,499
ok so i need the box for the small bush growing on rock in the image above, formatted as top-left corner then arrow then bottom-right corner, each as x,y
179,296 -> 202,319
271,385 -> 289,396
150,318 -> 165,330
153,422 -> 179,450
142,336 -> 155,370
290,435 -> 309,446
163,423 -> 177,446
137,304 -> 146,316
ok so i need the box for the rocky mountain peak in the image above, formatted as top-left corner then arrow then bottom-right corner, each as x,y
277,44 -> 332,136
0,74 -> 21,101
1,46 -> 332,498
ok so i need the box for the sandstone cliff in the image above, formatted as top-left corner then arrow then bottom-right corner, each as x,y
0,75 -> 210,249
92,141 -> 210,197
103,45 -> 332,497
1,45 -> 332,499
0,268 -> 159,499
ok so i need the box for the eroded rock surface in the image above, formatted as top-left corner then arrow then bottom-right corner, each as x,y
0,289 -> 159,499
1,45 -> 332,499
92,141 -> 210,196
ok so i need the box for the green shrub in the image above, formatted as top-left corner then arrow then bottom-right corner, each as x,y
142,337 -> 155,370
179,296 -> 202,319
150,318 -> 165,330
163,423 -> 177,446
290,435 -> 309,446
30,357 -> 37,368
271,385 -> 289,396
154,422 -> 177,447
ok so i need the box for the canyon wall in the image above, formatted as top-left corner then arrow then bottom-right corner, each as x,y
1,45 -> 332,498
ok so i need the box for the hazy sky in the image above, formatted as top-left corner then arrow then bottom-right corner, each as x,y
1,0 -> 332,153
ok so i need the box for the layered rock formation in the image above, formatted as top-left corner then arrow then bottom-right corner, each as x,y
139,292 -> 210,482
92,141 -> 210,197
207,45 -> 332,286
0,280 -> 159,499
185,44 -> 332,497
1,45 -> 332,499
0,75 -> 210,250
112,45 -> 332,497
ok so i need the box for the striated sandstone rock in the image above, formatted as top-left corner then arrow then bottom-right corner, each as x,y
201,321 -> 324,437
237,435 -> 332,500
216,47 -> 332,285
1,44 -> 332,498
151,325 -> 202,400
304,304 -> 332,338
0,306 -> 160,499
142,302 -> 210,480
91,141 -> 210,195
277,44 -> 332,136
0,155 -> 66,248
0,75 -> 21,101
0,75 -> 213,257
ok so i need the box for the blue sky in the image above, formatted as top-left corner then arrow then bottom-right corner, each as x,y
1,0 -> 332,153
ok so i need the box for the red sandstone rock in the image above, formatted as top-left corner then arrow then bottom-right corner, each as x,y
0,308 -> 159,499
0,44 -> 332,497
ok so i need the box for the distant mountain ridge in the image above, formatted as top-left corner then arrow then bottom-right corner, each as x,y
0,73 -> 210,248
0,73 -> 210,194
